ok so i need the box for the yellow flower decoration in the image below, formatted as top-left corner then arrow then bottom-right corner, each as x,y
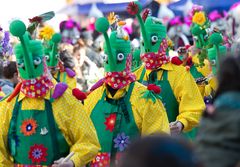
166,36 -> 174,48
39,25 -> 55,40
107,12 -> 117,25
192,11 -> 206,26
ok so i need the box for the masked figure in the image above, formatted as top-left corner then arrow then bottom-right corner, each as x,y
131,47 -> 142,71
0,20 -> 100,167
85,17 -> 169,166
128,2 -> 205,139
43,33 -> 77,90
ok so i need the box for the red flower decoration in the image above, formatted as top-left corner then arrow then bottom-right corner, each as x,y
90,152 -> 110,167
28,144 -> 48,164
142,8 -> 151,22
72,88 -> 87,101
21,119 -> 38,136
29,16 -> 42,23
147,84 -> 161,94
171,56 -> 183,65
127,2 -> 139,15
104,114 -> 117,132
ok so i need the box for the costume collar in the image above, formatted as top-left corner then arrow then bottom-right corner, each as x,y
18,89 -> 51,102
104,83 -> 130,100
145,62 -> 174,75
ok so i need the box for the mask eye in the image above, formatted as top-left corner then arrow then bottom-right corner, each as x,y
117,53 -> 125,61
204,34 -> 208,40
151,35 -> 158,45
17,62 -> 24,68
193,36 -> 198,41
56,54 -> 60,59
45,55 -> 50,61
34,57 -> 42,65
102,54 -> 108,62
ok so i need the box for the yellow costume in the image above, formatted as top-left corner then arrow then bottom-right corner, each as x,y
0,89 -> 100,166
134,63 -> 205,132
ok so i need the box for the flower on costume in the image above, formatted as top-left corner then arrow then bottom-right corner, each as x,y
108,12 -> 117,25
127,2 -> 139,15
114,133 -> 130,151
104,114 -> 117,132
28,144 -> 48,164
90,152 -> 110,167
192,12 -> 206,26
21,119 -> 38,136
39,25 -> 55,40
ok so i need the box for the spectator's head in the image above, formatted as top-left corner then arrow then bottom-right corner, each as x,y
3,61 -> 18,84
59,50 -> 75,70
215,55 -> 240,98
119,135 -> 201,167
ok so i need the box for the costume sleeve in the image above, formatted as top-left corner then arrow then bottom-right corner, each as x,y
0,100 -> 14,166
69,103 -> 100,166
66,75 -> 77,90
174,70 -> 205,132
131,83 -> 170,135
53,92 -> 100,167
141,98 -> 170,135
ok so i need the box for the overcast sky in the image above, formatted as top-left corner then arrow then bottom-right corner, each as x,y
0,0 -> 67,31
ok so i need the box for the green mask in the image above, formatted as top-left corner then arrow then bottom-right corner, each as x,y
10,20 -> 44,80
191,24 -> 209,49
127,2 -> 167,54
95,17 -> 131,72
207,32 -> 227,75
44,33 -> 62,67
131,48 -> 141,70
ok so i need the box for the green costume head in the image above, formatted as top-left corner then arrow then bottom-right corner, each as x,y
10,20 -> 44,79
127,2 -> 167,54
95,17 -> 131,72
207,31 -> 227,75
44,33 -> 62,67
132,48 -> 141,71
190,11 -> 210,49
190,24 -> 209,49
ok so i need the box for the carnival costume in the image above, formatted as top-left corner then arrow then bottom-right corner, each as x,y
0,20 -> 100,167
85,17 -> 169,166
42,32 -> 77,90
128,2 -> 205,138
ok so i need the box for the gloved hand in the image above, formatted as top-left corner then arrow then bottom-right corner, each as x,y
169,121 -> 184,136
52,158 -> 74,167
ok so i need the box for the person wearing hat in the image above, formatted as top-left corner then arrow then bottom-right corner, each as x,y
85,17 -> 169,166
0,20 -> 100,167
128,2 -> 205,139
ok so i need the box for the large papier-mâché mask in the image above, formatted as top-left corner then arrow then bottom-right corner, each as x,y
141,17 -> 167,54
10,20 -> 44,79
131,48 -> 141,70
207,32 -> 227,75
191,24 -> 209,49
95,17 -> 131,72
44,33 -> 62,67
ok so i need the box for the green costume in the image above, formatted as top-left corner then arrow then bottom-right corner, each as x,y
85,17 -> 169,166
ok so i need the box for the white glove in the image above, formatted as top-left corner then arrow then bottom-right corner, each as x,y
52,158 -> 74,167
169,121 -> 184,136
